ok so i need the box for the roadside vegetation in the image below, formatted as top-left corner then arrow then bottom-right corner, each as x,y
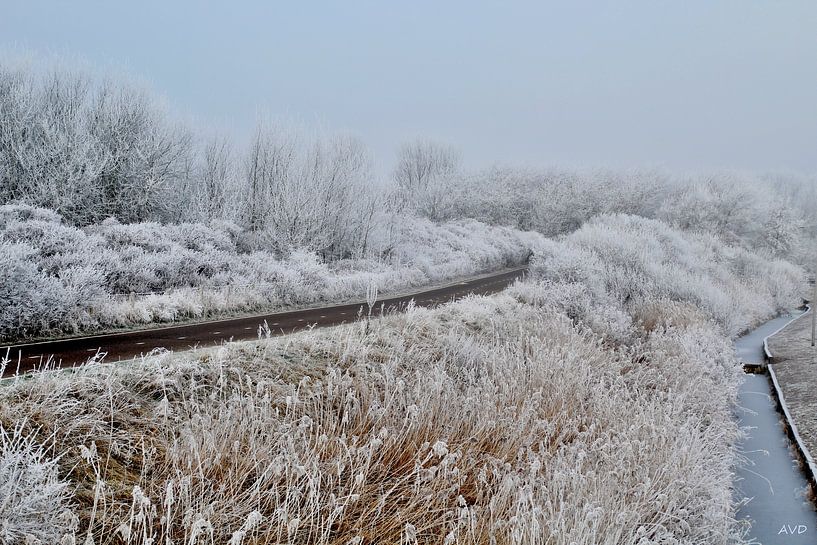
0,215 -> 804,544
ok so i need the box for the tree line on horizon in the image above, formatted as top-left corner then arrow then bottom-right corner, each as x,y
1,61 -> 815,267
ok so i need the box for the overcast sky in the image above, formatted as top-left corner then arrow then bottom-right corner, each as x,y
2,1 -> 816,175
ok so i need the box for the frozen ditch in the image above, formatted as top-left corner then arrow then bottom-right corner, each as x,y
734,311 -> 817,543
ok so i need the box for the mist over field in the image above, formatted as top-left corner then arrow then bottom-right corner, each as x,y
2,2 -> 817,544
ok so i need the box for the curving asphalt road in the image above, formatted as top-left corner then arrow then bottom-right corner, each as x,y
1,266 -> 527,377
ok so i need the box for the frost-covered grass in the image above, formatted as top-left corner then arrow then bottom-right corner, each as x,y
0,204 -> 544,341
0,292 -> 743,544
0,424 -> 75,543
0,217 -> 803,544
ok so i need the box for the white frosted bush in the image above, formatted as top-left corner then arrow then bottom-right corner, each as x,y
531,214 -> 806,337
0,242 -> 71,338
0,204 -> 62,227
0,205 -> 543,341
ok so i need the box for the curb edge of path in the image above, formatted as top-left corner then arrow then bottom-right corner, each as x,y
763,307 -> 817,494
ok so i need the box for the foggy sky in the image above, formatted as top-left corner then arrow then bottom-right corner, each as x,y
3,1 -> 816,175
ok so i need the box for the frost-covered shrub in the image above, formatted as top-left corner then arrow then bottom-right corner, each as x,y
0,205 -> 543,340
0,242 -> 71,338
531,214 -> 806,337
3,198 -> 807,345
382,216 -> 542,280
0,204 -> 62,228
423,167 -> 672,236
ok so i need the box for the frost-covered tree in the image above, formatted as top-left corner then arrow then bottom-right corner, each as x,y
393,139 -> 460,193
239,125 -> 376,258
174,135 -> 239,223
0,64 -> 193,225
392,139 -> 461,220
657,176 -> 761,246
87,82 -> 193,224
199,136 -> 234,220
761,198 -> 805,258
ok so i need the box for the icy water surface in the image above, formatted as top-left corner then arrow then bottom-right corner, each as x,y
734,312 -> 817,543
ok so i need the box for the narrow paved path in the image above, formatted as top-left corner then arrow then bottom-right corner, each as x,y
1,266 -> 527,377
734,311 -> 817,543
